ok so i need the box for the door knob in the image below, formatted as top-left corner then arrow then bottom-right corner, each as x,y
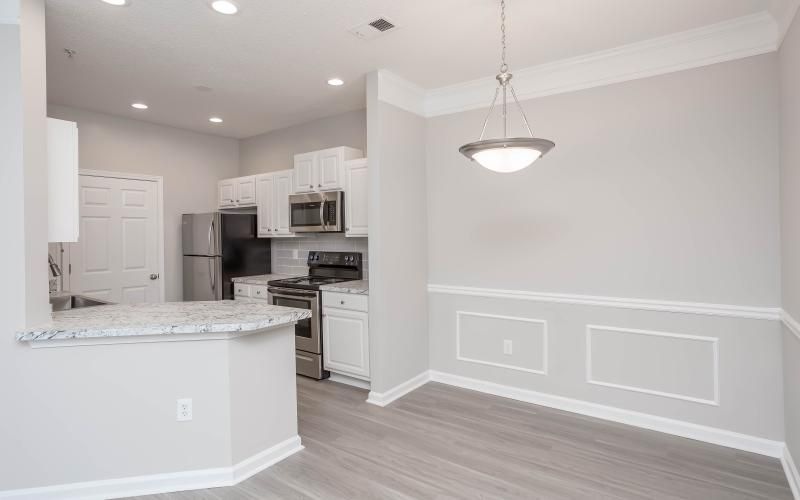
149,273 -> 159,280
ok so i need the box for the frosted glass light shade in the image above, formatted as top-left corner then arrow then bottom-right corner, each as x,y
459,137 -> 555,173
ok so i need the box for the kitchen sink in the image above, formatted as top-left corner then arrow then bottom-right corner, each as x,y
50,294 -> 113,312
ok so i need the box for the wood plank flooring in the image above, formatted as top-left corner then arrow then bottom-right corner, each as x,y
129,377 -> 792,499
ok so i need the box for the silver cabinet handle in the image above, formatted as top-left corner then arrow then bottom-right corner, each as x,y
340,300 -> 345,305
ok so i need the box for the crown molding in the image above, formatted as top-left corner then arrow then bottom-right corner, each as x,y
769,0 -> 800,44
376,12 -> 780,118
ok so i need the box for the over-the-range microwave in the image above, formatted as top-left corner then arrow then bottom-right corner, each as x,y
289,191 -> 344,233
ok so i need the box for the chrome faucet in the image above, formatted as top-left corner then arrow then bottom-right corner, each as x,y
48,253 -> 62,277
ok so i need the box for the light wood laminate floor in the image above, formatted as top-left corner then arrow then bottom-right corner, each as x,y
130,377 -> 792,500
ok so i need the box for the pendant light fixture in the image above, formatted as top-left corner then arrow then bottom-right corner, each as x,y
459,0 -> 555,173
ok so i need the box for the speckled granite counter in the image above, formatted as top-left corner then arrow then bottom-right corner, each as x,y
320,280 -> 369,295
17,300 -> 311,342
231,274 -> 299,286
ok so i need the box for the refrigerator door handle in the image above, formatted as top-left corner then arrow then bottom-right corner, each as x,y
207,217 -> 215,256
208,258 -> 216,293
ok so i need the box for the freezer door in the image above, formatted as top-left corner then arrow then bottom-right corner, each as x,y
182,213 -> 221,256
183,256 -> 223,301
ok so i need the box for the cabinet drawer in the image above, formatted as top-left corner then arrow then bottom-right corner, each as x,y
251,284 -> 269,299
323,291 -> 368,312
234,283 -> 251,297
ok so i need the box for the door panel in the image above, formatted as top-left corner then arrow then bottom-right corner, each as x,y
218,180 -> 235,207
183,256 -> 221,301
237,176 -> 257,205
318,148 -> 342,190
274,170 -> 293,235
323,308 -> 370,378
256,174 -> 274,236
345,160 -> 368,236
70,175 -> 161,304
293,152 -> 317,193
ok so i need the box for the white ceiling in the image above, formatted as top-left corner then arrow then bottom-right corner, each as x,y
45,0 -> 784,139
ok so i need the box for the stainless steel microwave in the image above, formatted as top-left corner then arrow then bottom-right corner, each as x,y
289,191 -> 343,233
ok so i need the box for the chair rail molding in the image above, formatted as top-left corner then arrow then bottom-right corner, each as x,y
377,11 -> 781,118
428,284 -> 781,321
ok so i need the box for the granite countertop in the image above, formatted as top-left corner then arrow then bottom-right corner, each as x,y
231,274 -> 299,286
17,300 -> 311,342
320,280 -> 369,295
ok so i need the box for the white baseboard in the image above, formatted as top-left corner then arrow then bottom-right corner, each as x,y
328,372 -> 371,390
784,445 -> 800,500
428,370 -> 785,458
0,435 -> 303,500
367,370 -> 431,407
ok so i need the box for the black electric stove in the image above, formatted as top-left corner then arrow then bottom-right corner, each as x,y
267,251 -> 363,379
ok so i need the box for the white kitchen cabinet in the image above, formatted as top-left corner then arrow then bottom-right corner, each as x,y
256,169 -> 295,238
256,174 -> 274,236
293,146 -> 363,193
344,158 -> 368,237
48,118 -> 79,242
323,291 -> 370,380
236,176 -> 257,205
273,170 -> 294,235
218,176 -> 257,208
218,179 -> 236,208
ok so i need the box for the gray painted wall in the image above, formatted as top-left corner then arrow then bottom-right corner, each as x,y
425,55 -> 784,439
780,9 -> 800,464
239,109 -> 366,175
427,54 -> 780,306
367,73 -> 430,393
47,105 -> 240,302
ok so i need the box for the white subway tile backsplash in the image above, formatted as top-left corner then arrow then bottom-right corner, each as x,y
271,234 -> 368,277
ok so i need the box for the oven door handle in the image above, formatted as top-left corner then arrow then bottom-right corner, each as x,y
268,288 -> 318,299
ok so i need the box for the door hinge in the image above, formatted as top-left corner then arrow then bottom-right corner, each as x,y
68,263 -> 72,275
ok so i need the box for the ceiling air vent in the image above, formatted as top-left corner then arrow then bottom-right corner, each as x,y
349,17 -> 398,40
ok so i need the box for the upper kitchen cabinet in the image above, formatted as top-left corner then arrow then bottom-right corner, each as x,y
218,175 -> 257,208
293,146 -> 363,193
256,169 -> 295,238
48,118 -> 79,242
344,158 -> 368,237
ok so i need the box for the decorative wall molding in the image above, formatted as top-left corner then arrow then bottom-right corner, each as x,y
0,436 -> 303,500
428,370 -> 785,458
377,12 -> 780,118
456,311 -> 548,375
783,444 -> 800,500
366,370 -> 431,407
782,310 -> 800,342
586,325 -> 720,406
428,284 -> 781,321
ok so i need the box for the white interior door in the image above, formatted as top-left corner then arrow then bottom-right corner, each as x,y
69,174 -> 162,304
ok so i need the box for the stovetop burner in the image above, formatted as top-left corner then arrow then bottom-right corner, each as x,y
279,276 -> 350,286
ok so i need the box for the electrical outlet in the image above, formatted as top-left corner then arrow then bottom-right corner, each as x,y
176,398 -> 192,421
503,340 -> 513,355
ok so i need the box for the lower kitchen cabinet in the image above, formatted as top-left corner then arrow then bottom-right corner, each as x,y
322,292 -> 370,380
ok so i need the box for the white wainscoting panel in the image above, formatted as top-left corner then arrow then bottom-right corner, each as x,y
456,311 -> 548,375
586,325 -> 719,406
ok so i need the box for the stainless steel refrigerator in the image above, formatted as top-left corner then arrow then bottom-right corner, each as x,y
182,213 -> 270,301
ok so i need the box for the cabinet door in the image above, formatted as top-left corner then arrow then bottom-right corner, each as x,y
236,176 -> 257,206
344,159 -> 368,237
323,308 -> 370,379
218,179 -> 236,208
255,174 -> 274,237
293,152 -> 317,193
273,170 -> 294,235
48,118 -> 80,242
318,147 -> 343,191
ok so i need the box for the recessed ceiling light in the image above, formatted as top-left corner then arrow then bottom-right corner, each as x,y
131,102 -> 148,110
209,117 -> 223,123
210,1 -> 238,15
101,0 -> 129,6
327,78 -> 344,86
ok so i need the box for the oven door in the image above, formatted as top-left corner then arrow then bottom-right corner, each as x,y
289,191 -> 343,233
267,287 -> 320,354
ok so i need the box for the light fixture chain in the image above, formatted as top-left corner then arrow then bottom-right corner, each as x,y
500,0 -> 507,73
